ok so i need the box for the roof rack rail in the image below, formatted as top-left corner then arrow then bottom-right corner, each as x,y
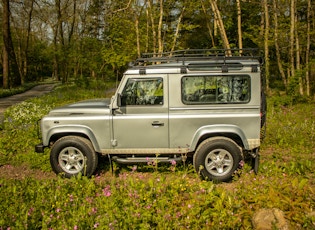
134,48 -> 263,66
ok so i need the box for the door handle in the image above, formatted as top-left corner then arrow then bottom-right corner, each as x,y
151,121 -> 164,127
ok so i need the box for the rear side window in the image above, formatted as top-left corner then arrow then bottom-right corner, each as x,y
182,75 -> 250,104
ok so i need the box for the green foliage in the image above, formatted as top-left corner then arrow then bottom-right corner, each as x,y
264,103 -> 315,149
0,174 -> 240,229
287,74 -> 300,98
4,0 -> 315,97
74,78 -> 116,91
233,170 -> 315,228
102,10 -> 137,71
0,168 -> 314,229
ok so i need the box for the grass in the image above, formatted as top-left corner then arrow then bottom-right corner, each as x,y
0,83 -> 315,229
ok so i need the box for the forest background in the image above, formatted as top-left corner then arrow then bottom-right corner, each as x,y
0,0 -> 315,99
0,1 -> 315,228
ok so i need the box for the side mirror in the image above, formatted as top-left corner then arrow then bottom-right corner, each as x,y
117,93 -> 122,107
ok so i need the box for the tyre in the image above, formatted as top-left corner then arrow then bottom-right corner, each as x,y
193,137 -> 242,182
50,136 -> 98,178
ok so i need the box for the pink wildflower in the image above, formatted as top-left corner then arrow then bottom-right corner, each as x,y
176,212 -> 182,218
28,207 -> 35,216
90,207 -> 97,215
103,185 -> 111,197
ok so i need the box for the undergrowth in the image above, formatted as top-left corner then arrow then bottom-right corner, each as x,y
0,84 -> 314,229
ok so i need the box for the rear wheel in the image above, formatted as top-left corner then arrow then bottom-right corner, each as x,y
50,136 -> 98,178
193,137 -> 242,182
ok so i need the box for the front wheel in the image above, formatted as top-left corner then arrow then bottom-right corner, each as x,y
50,136 -> 98,178
193,137 -> 242,182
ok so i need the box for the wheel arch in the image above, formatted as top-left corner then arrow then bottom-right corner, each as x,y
189,125 -> 248,152
193,136 -> 243,182
44,126 -> 100,152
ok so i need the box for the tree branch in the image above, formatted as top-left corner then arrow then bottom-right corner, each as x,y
112,0 -> 132,13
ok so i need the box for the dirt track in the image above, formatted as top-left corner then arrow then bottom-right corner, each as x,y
0,84 -> 56,122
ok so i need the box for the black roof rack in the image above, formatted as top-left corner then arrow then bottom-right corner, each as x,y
134,48 -> 263,66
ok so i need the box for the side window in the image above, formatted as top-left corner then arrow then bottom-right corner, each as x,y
182,75 -> 250,104
121,78 -> 163,106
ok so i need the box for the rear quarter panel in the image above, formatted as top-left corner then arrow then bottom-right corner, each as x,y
168,72 -> 261,151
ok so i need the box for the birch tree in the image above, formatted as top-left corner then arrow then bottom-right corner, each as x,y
263,0 -> 270,92
236,0 -> 243,52
170,6 -> 185,53
147,0 -> 157,53
157,0 -> 163,54
209,0 -> 231,53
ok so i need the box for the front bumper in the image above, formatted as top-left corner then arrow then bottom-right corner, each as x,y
35,143 -> 46,153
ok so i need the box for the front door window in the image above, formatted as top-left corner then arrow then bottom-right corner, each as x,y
121,78 -> 163,106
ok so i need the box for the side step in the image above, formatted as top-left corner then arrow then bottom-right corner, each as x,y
112,156 -> 183,165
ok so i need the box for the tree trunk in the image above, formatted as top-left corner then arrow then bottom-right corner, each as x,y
56,0 -> 66,83
145,7 -> 149,53
22,0 -> 35,85
2,2 -> 9,89
305,0 -> 311,96
263,0 -> 270,92
147,0 -> 157,54
236,0 -> 243,53
201,1 -> 215,47
69,0 -> 76,44
53,24 -> 60,81
2,0 -> 21,88
2,46 -> 9,89
259,2 -> 265,39
209,0 -> 231,53
157,0 -> 164,54
295,13 -> 302,95
170,7 -> 185,54
289,0 -> 295,81
135,16 -> 141,58
273,0 -> 287,88
132,2 -> 145,58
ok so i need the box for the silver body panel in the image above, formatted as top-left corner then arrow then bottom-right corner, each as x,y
39,59 -> 262,155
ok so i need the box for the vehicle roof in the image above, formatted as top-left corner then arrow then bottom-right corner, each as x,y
125,49 -> 262,75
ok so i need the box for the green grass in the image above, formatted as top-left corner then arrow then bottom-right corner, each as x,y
0,84 -> 315,229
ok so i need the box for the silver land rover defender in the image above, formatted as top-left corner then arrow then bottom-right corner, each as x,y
35,49 -> 266,182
